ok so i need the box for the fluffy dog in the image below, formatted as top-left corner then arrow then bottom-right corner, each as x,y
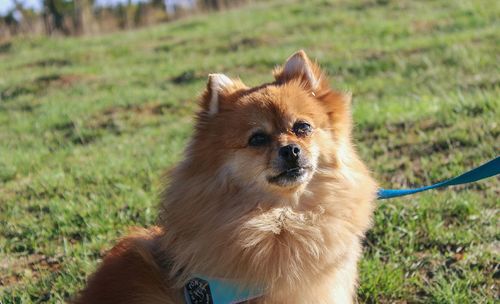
75,50 -> 377,304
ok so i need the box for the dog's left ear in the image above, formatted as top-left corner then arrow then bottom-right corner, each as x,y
274,50 -> 327,93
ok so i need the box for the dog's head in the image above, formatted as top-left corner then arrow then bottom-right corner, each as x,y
162,51 -> 376,285
186,50 -> 352,198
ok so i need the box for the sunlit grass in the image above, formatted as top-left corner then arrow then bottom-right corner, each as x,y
0,0 -> 498,302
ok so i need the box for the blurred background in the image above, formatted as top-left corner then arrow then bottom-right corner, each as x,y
1,0 -> 249,38
0,0 -> 498,303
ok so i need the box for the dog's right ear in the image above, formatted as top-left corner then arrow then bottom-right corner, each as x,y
201,74 -> 242,116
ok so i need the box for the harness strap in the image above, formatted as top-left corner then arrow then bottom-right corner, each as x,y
184,276 -> 263,304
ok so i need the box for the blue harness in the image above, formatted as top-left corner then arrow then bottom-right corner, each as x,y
184,156 -> 500,304
184,276 -> 263,304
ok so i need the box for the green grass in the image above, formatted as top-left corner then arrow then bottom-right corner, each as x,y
1,0 -> 498,302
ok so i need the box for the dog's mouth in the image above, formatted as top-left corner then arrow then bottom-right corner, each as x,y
267,166 -> 311,187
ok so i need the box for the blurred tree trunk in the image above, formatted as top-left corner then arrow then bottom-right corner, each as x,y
116,0 -> 136,29
152,0 -> 166,11
74,0 -> 97,35
43,0 -> 69,35
201,0 -> 225,10
200,0 -> 252,11
125,0 -> 135,29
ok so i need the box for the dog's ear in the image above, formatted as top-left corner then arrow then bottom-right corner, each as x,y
275,50 -> 351,122
274,50 -> 327,92
201,73 -> 243,116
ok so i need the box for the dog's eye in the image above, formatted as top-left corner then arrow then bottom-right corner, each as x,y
293,121 -> 312,136
248,132 -> 270,147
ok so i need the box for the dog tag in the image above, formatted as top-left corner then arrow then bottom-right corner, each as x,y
184,277 -> 214,304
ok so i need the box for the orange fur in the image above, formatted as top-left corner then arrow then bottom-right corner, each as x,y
75,50 -> 377,304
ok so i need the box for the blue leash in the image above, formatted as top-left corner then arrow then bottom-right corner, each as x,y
377,156 -> 500,200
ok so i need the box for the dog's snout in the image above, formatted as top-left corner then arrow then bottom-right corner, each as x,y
279,144 -> 301,163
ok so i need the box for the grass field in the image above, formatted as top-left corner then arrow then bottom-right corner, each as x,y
1,0 -> 499,302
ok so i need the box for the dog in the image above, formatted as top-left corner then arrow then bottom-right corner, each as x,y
74,50 -> 377,304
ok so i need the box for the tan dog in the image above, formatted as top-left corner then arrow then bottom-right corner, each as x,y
75,50 -> 377,304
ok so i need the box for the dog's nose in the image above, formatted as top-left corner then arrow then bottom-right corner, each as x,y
279,144 -> 301,163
